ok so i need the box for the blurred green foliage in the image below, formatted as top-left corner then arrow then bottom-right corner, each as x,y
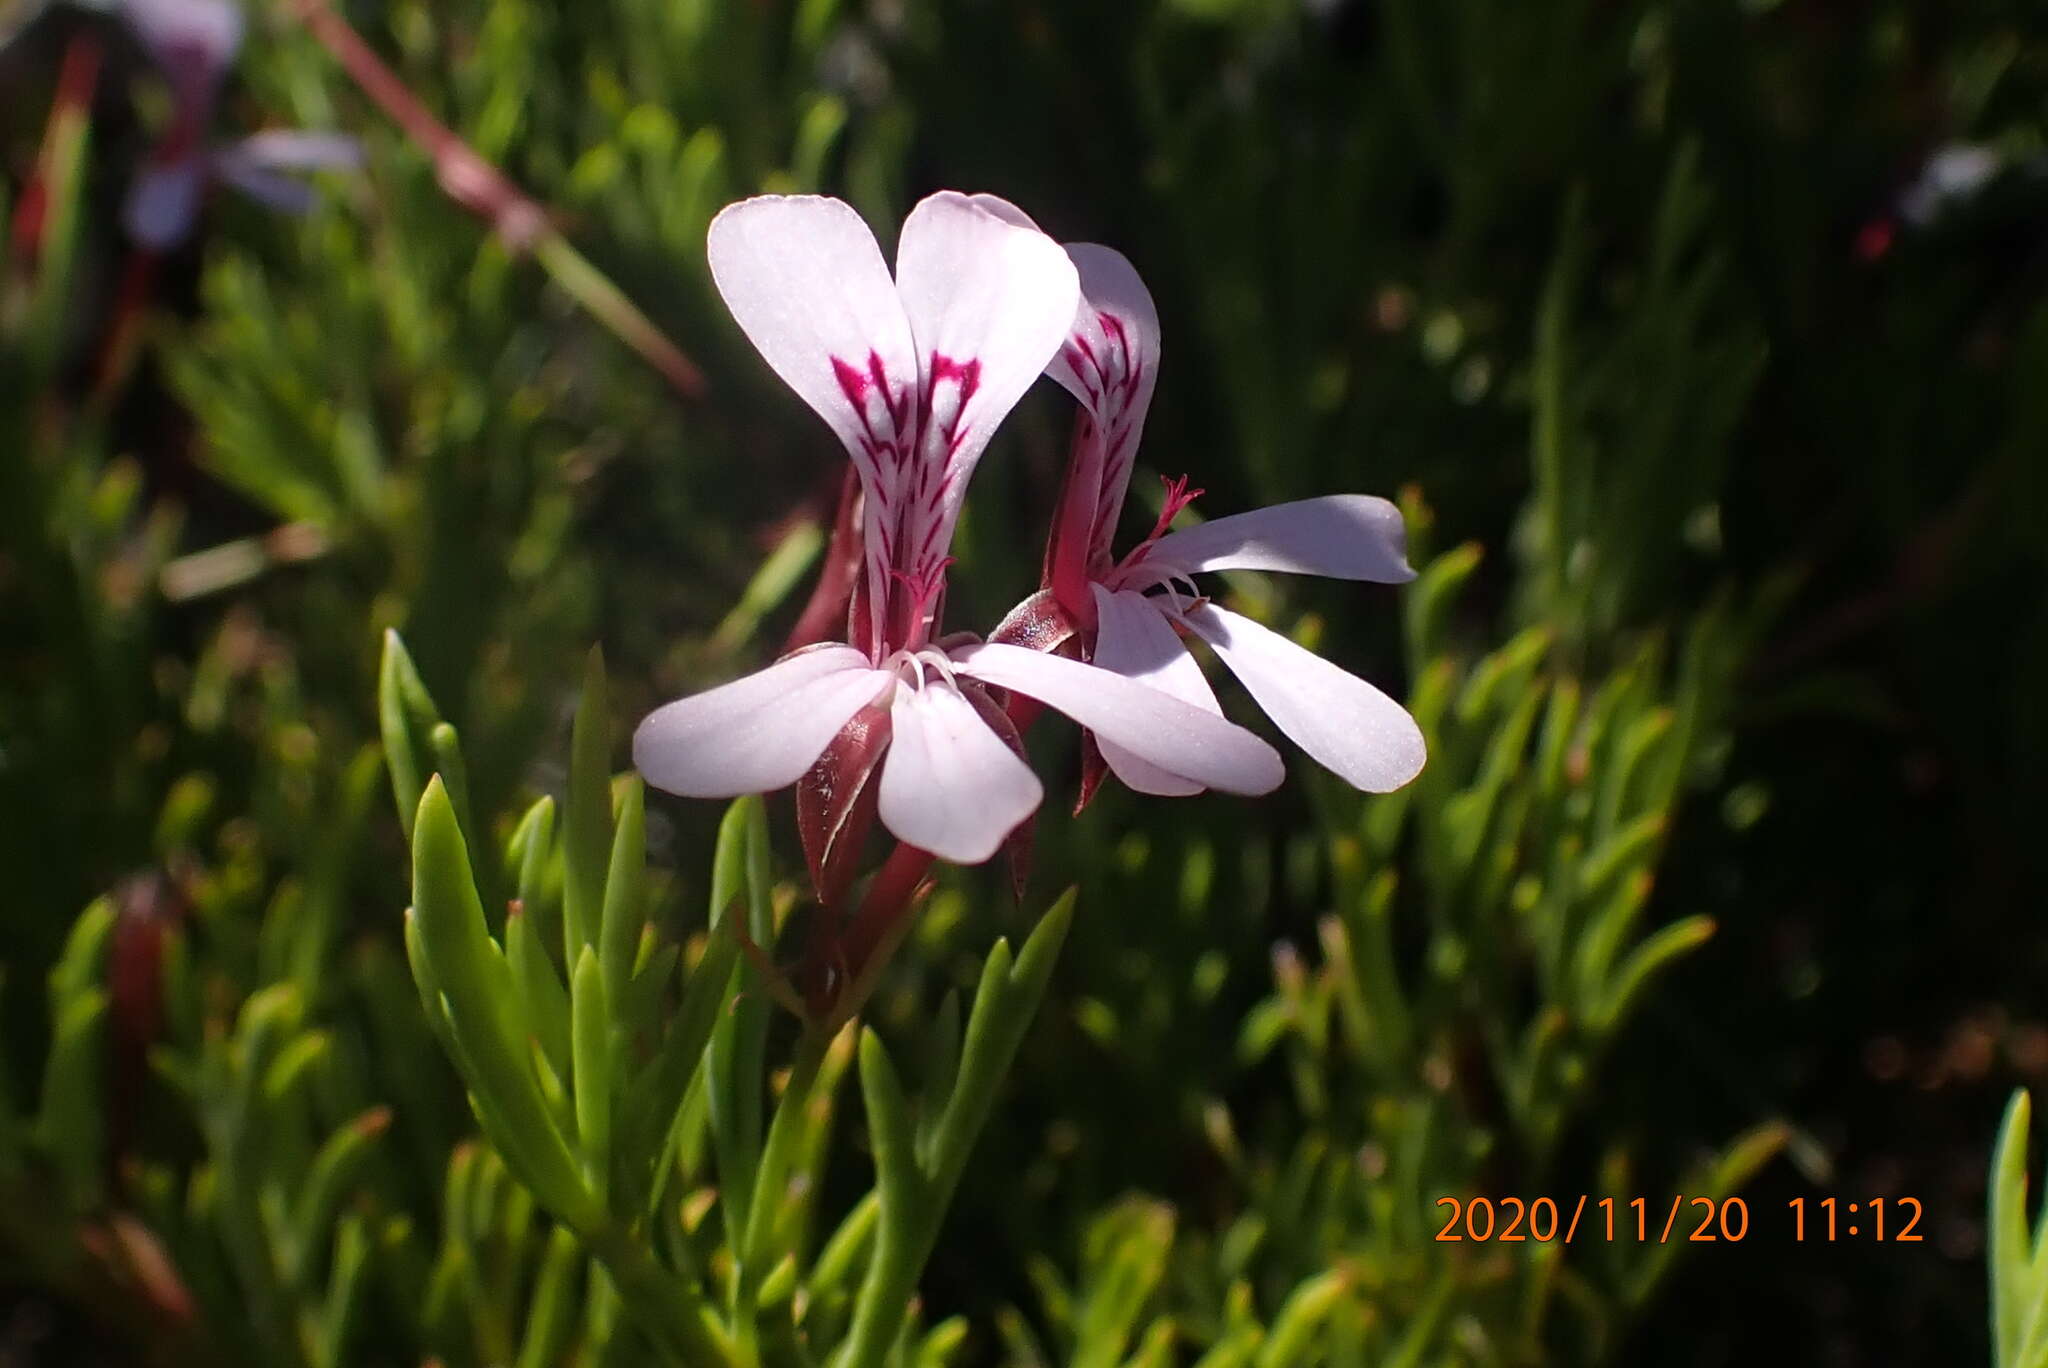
4,0 -> 2045,1363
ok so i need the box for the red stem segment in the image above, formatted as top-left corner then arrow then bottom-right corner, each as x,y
10,33 -> 102,269
288,0 -> 707,398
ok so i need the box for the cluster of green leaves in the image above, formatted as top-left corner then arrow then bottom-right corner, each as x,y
384,629 -> 1077,1365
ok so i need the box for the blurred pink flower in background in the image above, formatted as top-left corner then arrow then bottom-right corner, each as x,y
121,0 -> 360,250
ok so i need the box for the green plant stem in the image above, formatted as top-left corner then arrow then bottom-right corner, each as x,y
585,1223 -> 739,1367
742,1028 -> 832,1273
838,1035 -> 924,1368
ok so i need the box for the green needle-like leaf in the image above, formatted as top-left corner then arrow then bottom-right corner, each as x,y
564,646 -> 614,961
600,777 -> 647,1006
1994,1090 -> 2035,1367
572,945 -> 615,1207
412,777 -> 597,1228
379,630 -> 443,839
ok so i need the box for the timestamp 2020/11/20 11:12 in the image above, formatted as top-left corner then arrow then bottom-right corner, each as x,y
1433,1194 -> 1926,1244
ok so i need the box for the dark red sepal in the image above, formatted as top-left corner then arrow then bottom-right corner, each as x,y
988,587 -> 1082,654
1074,730 -> 1112,816
796,703 -> 892,911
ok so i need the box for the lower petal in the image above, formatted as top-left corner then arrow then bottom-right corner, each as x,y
1089,586 -> 1215,796
633,645 -> 892,798
877,684 -> 1043,864
1181,605 -> 1425,793
951,641 -> 1283,796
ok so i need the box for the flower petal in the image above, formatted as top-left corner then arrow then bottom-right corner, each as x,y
633,645 -> 892,798
218,129 -> 365,172
1180,604 -> 1424,793
706,196 -> 918,515
122,159 -> 207,251
213,129 -> 365,216
877,683 -> 1043,864
890,192 -> 1080,583
1135,495 -> 1414,584
1048,244 -> 1160,561
124,0 -> 244,86
1089,585 -> 1217,796
951,641 -> 1283,796
210,141 -> 321,215
962,193 -> 1042,231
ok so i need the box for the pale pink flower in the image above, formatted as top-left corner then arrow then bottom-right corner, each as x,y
1027,244 -> 1426,797
634,194 -> 1283,865
121,0 -> 361,250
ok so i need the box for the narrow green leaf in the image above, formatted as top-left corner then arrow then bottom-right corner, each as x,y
49,897 -> 116,1008
1404,541 -> 1483,668
600,777 -> 647,1006
625,937 -> 681,1029
430,721 -> 477,851
313,1214 -> 372,1368
740,1028 -> 819,1269
291,1107 -> 391,1289
35,988 -> 106,1210
708,796 -> 772,1244
928,891 -> 1075,1194
512,795 -> 561,950
564,645 -> 613,960
915,1316 -> 970,1368
709,518 -> 824,654
1993,1091 -> 2034,1367
1257,1269 -> 1347,1368
378,629 -> 441,839
1594,914 -> 1715,1033
914,991 -> 963,1163
810,1191 -> 879,1303
839,1029 -> 928,1368
516,1227 -> 584,1368
412,778 -> 597,1228
572,945 -> 614,1209
507,905 -> 573,1081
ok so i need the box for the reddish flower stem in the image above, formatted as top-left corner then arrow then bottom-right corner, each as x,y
9,32 -> 102,269
834,687 -> 1048,988
92,247 -> 161,402
784,466 -> 864,652
836,841 -> 936,979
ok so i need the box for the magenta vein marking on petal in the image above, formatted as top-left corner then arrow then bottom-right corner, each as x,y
915,518 -> 945,564
869,353 -> 903,430
1071,332 -> 1101,377
831,354 -> 872,409
928,354 -> 982,438
1099,312 -> 1128,359
1060,342 -> 1093,381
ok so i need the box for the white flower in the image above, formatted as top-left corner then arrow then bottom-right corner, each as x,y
1036,243 -> 1426,796
633,194 -> 1283,865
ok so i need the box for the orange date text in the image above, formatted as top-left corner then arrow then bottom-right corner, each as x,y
1433,1195 -> 1927,1244
1434,1195 -> 1751,1244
